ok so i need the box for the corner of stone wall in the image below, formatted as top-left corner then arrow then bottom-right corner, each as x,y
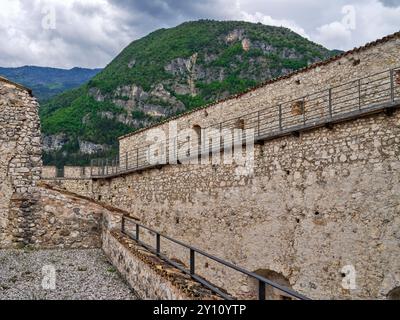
0,80 -> 42,248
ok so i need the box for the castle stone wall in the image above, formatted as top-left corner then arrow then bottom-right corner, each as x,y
42,166 -> 99,179
41,166 -> 57,179
0,79 -> 42,248
58,109 -> 400,300
33,184 -> 104,249
35,34 -> 400,299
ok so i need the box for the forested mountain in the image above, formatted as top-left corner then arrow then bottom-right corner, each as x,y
40,20 -> 338,166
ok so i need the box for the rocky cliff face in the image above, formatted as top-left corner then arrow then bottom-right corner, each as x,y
41,20 -> 337,166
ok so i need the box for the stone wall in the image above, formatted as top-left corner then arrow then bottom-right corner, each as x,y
48,34 -> 400,299
57,109 -> 400,300
0,78 -> 42,248
42,166 -> 94,179
36,34 -> 400,299
32,183 -> 106,249
42,179 -> 94,198
64,166 -> 89,178
41,166 -> 57,179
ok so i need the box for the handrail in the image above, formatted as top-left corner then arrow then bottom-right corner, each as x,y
121,215 -> 311,300
90,66 -> 400,178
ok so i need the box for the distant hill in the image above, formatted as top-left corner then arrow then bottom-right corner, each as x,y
41,20 -> 339,166
0,66 -> 102,102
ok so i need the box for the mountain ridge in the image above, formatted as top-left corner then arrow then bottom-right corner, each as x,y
0,66 -> 102,102
41,19 -> 338,166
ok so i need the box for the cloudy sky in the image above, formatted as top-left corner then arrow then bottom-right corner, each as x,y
0,0 -> 399,69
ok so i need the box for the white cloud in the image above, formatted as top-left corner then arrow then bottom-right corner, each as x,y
312,0 -> 400,50
236,6 -> 310,39
0,0 -> 399,68
0,0 -> 133,68
315,22 -> 353,49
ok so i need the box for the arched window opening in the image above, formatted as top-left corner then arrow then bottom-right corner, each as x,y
191,125 -> 202,159
248,269 -> 293,300
193,125 -> 202,144
387,287 -> 400,300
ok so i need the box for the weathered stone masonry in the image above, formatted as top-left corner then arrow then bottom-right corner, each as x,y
0,78 -> 109,249
87,110 -> 400,300
0,78 -> 42,247
45,33 -> 400,300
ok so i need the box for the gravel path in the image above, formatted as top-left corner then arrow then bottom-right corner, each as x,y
0,249 -> 139,300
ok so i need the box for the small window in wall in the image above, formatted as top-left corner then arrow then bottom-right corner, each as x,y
235,119 -> 245,130
291,100 -> 305,116
248,269 -> 293,300
387,287 -> 400,300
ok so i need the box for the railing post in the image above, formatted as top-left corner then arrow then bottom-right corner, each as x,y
121,216 -> 125,234
303,97 -> 306,125
358,79 -> 362,110
278,105 -> 282,131
190,249 -> 195,275
125,152 -> 128,171
90,159 -> 93,177
156,233 -> 161,255
136,149 -> 139,168
390,69 -> 395,102
136,224 -> 140,241
257,111 -> 260,137
220,123 -> 223,149
166,139 -> 169,164
258,281 -> 266,300
106,159 -> 109,175
176,137 -> 179,162
328,88 -> 333,118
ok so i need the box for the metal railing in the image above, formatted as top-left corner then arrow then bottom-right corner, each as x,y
121,216 -> 310,300
91,66 -> 400,178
